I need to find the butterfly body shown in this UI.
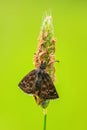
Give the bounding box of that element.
[18,62,59,100]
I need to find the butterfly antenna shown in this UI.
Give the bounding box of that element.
[55,60,60,63]
[48,60,60,66]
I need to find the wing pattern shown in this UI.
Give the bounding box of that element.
[18,69,59,100]
[18,69,37,94]
[38,72,59,99]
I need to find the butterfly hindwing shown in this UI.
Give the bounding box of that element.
[38,72,59,99]
[18,69,37,94]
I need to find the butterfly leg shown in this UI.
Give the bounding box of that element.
[33,93,43,105]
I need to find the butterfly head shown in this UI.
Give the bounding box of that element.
[39,62,46,70]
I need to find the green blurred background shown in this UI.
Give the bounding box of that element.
[0,0,87,130]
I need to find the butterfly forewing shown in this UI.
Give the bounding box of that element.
[18,69,37,94]
[38,72,59,99]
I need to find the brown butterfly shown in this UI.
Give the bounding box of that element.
[18,62,59,103]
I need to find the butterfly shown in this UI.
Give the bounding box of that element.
[18,62,59,104]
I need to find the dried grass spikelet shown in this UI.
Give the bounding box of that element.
[33,15,56,107]
[34,15,56,81]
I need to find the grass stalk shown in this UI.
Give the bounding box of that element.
[43,109,47,130]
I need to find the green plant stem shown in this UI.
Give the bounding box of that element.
[43,109,47,130]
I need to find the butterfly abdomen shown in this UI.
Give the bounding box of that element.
[35,69,43,90]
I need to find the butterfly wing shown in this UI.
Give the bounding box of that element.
[18,69,37,94]
[38,72,59,99]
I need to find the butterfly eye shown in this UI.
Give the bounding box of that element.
[40,62,46,69]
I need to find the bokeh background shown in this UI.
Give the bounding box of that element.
[0,0,87,130]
